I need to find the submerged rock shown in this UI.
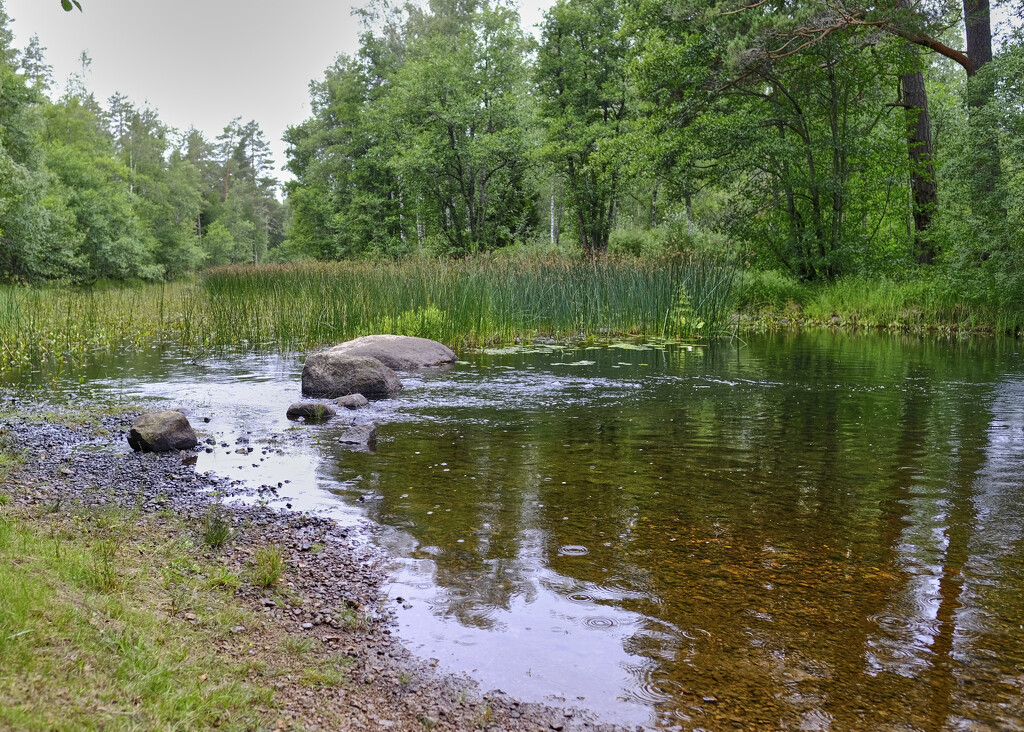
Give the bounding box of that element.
[301,353,402,400]
[328,335,457,371]
[127,410,198,452]
[286,402,338,422]
[337,424,377,448]
[336,393,369,410]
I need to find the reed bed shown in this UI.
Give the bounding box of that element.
[197,253,738,350]
[0,253,739,368]
[0,283,199,370]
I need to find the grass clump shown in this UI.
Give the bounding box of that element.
[202,503,232,548]
[252,545,285,588]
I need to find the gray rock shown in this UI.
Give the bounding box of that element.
[336,394,369,410]
[286,402,338,422]
[127,410,198,452]
[337,424,377,447]
[328,335,456,371]
[301,353,402,400]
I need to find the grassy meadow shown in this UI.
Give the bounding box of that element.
[0,252,739,369]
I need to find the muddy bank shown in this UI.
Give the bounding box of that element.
[0,397,628,732]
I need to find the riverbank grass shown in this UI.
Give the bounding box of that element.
[0,502,344,731]
[737,271,1024,334]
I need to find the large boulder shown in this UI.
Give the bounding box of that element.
[328,335,457,371]
[301,353,402,400]
[127,410,198,452]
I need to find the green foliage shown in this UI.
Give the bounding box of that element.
[7,0,1024,315]
[737,270,811,313]
[382,305,449,341]
[0,19,281,286]
[535,0,629,255]
[609,228,664,257]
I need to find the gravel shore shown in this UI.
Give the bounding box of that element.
[1,397,630,732]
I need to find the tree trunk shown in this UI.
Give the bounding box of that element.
[900,67,938,263]
[962,0,1003,218]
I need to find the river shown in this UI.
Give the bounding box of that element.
[6,331,1024,730]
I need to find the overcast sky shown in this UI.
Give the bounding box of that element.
[5,0,553,183]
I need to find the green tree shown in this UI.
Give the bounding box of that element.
[536,0,629,255]
[629,0,911,279]
[378,0,536,252]
[0,6,81,282]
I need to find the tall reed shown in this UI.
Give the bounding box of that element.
[0,283,193,370]
[0,253,739,369]
[196,252,738,350]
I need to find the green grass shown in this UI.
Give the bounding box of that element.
[251,545,284,588]
[737,271,1024,335]
[0,252,739,369]
[0,505,280,731]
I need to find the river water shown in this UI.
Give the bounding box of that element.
[6,332,1024,730]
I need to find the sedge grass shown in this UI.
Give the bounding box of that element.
[0,252,739,369]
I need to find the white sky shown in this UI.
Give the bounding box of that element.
[5,0,553,184]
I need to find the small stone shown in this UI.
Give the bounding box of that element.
[230,625,246,633]
[337,424,377,447]
[302,622,313,629]
[336,393,369,410]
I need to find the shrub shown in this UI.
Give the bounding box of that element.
[736,270,809,313]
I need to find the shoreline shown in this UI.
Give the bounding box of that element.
[0,398,627,732]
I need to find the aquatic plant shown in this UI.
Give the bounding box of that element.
[196,252,739,350]
[0,253,739,369]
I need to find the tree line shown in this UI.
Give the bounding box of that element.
[5,0,1024,296]
[0,3,285,284]
[285,0,1024,295]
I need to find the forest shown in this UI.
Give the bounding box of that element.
[3,0,1024,318]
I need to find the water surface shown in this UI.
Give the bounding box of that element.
[6,332,1024,730]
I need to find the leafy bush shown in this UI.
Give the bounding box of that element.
[736,270,809,313]
[609,228,664,257]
